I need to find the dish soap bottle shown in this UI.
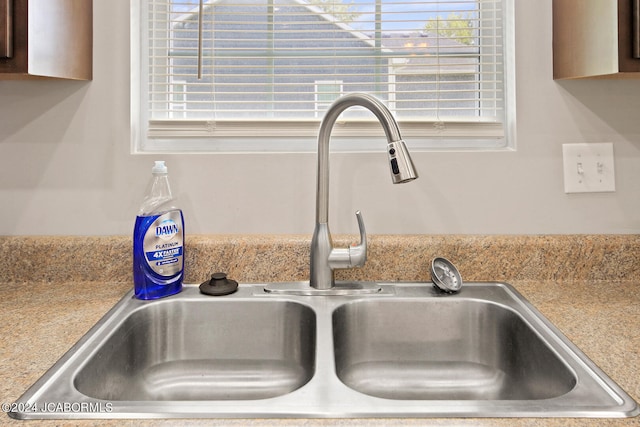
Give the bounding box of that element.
[133,161,184,300]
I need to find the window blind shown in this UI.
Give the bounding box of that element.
[135,0,510,151]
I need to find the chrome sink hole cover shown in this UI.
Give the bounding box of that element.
[431,257,463,293]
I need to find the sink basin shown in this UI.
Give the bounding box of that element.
[9,282,638,419]
[75,300,316,401]
[333,299,576,400]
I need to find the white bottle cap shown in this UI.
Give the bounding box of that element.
[152,160,168,174]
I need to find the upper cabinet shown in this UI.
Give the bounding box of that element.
[0,0,92,80]
[553,0,640,79]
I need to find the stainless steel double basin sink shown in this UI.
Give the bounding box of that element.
[10,282,639,419]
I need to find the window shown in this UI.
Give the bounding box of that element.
[132,0,514,152]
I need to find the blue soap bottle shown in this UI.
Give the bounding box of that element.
[133,161,184,300]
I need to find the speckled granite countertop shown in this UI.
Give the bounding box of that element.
[1,235,639,426]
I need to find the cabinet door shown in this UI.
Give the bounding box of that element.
[0,0,11,58]
[554,0,640,78]
[0,0,91,80]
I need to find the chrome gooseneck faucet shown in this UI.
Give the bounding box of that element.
[310,93,419,290]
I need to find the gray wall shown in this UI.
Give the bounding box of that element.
[1,0,639,235]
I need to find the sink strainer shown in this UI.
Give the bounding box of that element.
[431,257,463,293]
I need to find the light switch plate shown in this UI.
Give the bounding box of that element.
[562,143,615,193]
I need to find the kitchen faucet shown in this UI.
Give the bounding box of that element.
[309,93,419,290]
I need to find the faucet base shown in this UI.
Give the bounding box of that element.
[263,281,384,296]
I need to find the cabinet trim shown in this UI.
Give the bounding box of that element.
[634,0,640,58]
[0,0,12,59]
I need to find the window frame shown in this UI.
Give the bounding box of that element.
[131,0,516,153]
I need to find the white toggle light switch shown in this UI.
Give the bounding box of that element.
[562,143,616,193]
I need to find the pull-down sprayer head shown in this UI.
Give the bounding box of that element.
[387,139,418,184]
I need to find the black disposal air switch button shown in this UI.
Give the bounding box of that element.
[391,158,400,175]
[389,148,396,155]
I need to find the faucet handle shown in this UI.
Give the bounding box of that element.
[349,210,367,267]
[327,211,367,270]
